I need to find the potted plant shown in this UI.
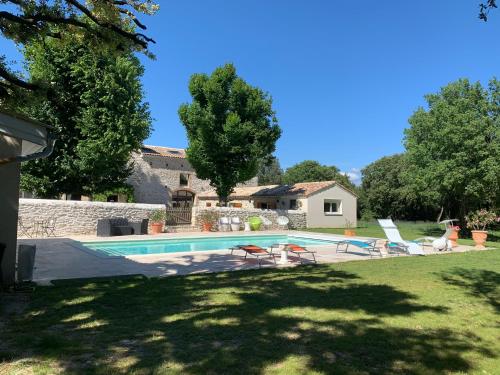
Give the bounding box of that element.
[465,209,498,249]
[149,209,166,234]
[448,225,460,248]
[344,219,356,237]
[249,216,263,231]
[199,210,218,232]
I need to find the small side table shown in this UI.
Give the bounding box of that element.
[279,247,289,264]
[33,220,46,238]
[272,244,289,265]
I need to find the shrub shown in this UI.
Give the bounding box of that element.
[465,209,498,231]
[359,208,375,222]
[92,185,135,203]
[199,211,219,225]
[149,209,166,224]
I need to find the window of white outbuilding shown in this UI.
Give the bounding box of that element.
[324,199,342,215]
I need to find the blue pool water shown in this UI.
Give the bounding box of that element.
[81,235,338,256]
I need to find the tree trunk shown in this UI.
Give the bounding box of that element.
[219,196,228,207]
[436,206,444,223]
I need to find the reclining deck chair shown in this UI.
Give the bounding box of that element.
[377,219,425,255]
[335,239,383,258]
[284,244,317,263]
[229,245,276,267]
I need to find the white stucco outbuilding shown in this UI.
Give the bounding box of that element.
[197,181,358,228]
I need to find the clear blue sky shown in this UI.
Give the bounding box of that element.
[2,1,500,183]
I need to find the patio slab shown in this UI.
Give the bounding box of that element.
[17,231,476,284]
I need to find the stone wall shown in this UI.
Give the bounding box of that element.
[193,207,307,230]
[127,152,212,205]
[127,152,258,205]
[18,199,165,236]
[286,210,308,229]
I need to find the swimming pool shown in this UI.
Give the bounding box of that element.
[81,234,339,257]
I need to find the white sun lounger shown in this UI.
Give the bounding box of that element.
[377,219,425,255]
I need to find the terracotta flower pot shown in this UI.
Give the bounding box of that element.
[448,228,459,248]
[202,223,212,232]
[344,229,356,237]
[150,222,164,235]
[471,230,488,249]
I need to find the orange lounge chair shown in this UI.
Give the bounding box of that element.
[284,243,317,264]
[230,245,276,267]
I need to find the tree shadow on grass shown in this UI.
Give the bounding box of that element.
[440,267,500,314]
[1,265,495,374]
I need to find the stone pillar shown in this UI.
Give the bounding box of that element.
[0,135,21,285]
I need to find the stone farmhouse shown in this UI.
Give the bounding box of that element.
[20,144,258,205]
[19,143,357,229]
[128,145,258,207]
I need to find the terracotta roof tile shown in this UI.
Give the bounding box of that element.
[198,181,351,199]
[254,181,337,197]
[141,145,186,159]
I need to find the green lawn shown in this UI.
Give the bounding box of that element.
[305,220,500,249]
[1,250,499,374]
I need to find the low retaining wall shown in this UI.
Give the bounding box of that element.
[193,207,307,230]
[18,199,164,236]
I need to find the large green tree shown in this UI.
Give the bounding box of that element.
[179,63,281,204]
[282,160,354,189]
[0,0,158,100]
[18,37,151,197]
[361,154,407,219]
[257,156,283,185]
[361,154,438,220]
[404,78,500,222]
[479,0,497,21]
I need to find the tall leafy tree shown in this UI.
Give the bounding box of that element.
[283,160,354,189]
[361,154,438,220]
[18,37,151,197]
[404,78,500,222]
[361,154,407,219]
[479,0,497,21]
[0,0,158,100]
[179,63,281,204]
[257,156,283,185]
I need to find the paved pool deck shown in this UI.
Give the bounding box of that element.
[18,231,477,284]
